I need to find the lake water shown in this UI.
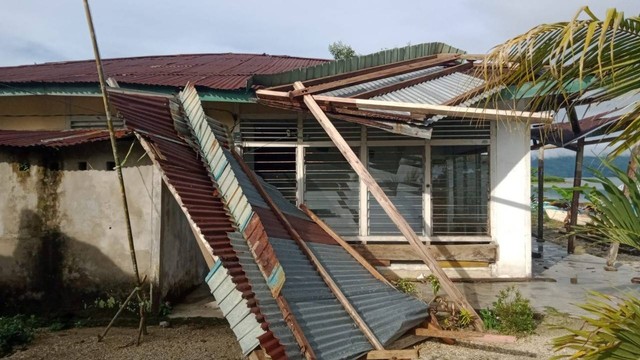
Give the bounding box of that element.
[532,177,623,202]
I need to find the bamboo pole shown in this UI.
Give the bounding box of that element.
[82,0,146,341]
[293,81,484,331]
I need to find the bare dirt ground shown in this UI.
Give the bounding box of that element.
[7,323,243,360]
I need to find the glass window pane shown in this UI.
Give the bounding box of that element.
[431,145,489,235]
[305,146,360,236]
[368,146,424,235]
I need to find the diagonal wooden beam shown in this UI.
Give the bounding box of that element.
[293,81,485,331]
[289,55,461,98]
[352,62,473,99]
[266,55,440,91]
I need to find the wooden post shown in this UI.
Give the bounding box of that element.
[605,143,640,270]
[567,138,585,254]
[231,151,384,350]
[293,82,484,331]
[537,146,545,253]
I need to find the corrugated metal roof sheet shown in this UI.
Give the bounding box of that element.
[0,129,129,147]
[109,92,295,359]
[0,53,328,90]
[179,85,430,359]
[253,42,465,88]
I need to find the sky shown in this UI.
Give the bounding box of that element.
[1,0,638,67]
[1,0,638,158]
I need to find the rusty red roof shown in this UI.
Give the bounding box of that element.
[0,53,328,90]
[0,129,130,147]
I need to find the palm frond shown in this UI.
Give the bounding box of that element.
[482,7,640,156]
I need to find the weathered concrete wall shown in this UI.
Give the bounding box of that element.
[159,183,207,302]
[0,96,104,130]
[0,141,204,312]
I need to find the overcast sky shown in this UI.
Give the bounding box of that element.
[1,0,638,67]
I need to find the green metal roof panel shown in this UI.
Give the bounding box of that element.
[251,42,466,88]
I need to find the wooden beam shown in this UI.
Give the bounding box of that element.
[352,63,473,99]
[255,89,553,123]
[351,244,497,262]
[366,349,419,360]
[293,81,485,331]
[567,109,584,255]
[414,328,516,344]
[311,95,552,123]
[537,147,545,244]
[300,204,393,287]
[267,55,441,91]
[231,151,384,350]
[289,55,460,98]
[329,113,433,139]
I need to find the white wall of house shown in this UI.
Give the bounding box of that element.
[490,121,532,278]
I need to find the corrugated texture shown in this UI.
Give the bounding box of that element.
[109,92,294,359]
[0,129,129,147]
[206,261,263,354]
[269,238,372,360]
[178,86,297,359]
[253,42,465,87]
[0,53,328,90]
[307,242,428,345]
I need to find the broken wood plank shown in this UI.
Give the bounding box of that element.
[352,244,497,263]
[288,55,459,97]
[267,55,440,91]
[255,89,553,123]
[387,334,429,350]
[352,62,473,99]
[293,81,484,331]
[414,328,516,344]
[300,204,393,287]
[231,150,384,351]
[366,349,419,360]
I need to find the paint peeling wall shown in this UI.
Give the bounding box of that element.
[0,141,203,311]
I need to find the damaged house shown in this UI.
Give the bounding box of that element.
[0,42,539,358]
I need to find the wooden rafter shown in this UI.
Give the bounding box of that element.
[352,62,473,99]
[266,54,440,91]
[288,55,461,98]
[293,81,485,331]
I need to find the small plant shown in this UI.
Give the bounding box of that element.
[479,308,499,330]
[441,307,474,330]
[0,315,36,357]
[492,286,535,335]
[394,278,417,295]
[48,321,66,332]
[425,274,441,296]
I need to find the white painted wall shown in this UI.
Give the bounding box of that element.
[490,121,532,278]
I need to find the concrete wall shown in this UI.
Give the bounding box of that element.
[490,121,532,278]
[0,141,205,312]
[0,96,103,130]
[159,182,207,302]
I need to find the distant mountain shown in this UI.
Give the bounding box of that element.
[531,155,631,178]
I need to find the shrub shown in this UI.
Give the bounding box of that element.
[480,308,499,330]
[394,278,417,295]
[0,315,36,357]
[492,286,535,335]
[551,291,640,360]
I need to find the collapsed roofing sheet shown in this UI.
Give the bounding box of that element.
[0,129,129,147]
[109,92,297,359]
[531,113,620,148]
[0,54,327,90]
[179,84,429,359]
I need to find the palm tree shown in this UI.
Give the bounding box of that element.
[481,7,640,156]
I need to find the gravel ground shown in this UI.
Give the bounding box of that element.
[7,323,243,360]
[418,314,580,360]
